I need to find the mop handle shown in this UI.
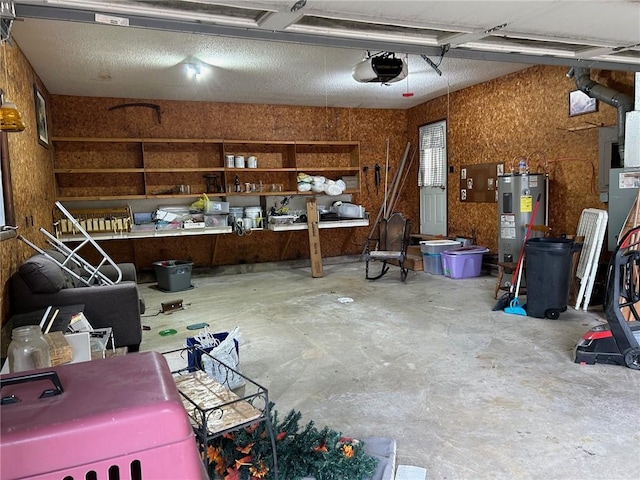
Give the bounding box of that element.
[513,251,525,298]
[511,193,543,289]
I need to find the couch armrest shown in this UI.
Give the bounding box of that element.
[10,275,141,349]
[97,263,137,283]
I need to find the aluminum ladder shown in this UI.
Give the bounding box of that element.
[19,201,122,286]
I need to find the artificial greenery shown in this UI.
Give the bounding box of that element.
[204,406,379,480]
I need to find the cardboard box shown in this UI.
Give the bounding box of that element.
[45,331,73,366]
[405,255,423,271]
[389,254,423,271]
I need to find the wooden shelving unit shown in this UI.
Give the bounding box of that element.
[52,137,361,202]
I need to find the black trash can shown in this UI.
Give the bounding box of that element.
[525,238,579,319]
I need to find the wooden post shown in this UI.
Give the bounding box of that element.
[280,231,293,260]
[306,198,323,278]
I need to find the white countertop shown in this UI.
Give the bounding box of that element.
[267,218,369,231]
[59,226,232,242]
[58,220,368,241]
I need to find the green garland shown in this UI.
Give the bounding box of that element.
[204,406,379,480]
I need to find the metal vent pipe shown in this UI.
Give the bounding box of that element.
[567,67,633,165]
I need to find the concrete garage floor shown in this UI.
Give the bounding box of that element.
[139,259,640,480]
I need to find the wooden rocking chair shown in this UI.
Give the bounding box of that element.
[364,212,411,282]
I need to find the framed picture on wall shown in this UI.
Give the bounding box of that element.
[569,90,597,117]
[34,83,49,148]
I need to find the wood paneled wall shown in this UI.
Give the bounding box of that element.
[0,42,56,326]
[49,95,412,270]
[407,65,634,250]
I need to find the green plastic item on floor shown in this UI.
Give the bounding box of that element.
[186,322,209,330]
[159,329,178,336]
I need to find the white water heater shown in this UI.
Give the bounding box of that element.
[497,173,548,264]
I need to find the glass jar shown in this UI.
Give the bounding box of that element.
[7,325,51,373]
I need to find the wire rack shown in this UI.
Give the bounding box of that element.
[162,346,279,479]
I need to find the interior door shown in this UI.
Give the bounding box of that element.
[420,184,446,235]
[419,121,447,235]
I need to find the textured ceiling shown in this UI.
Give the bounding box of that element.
[10,17,530,109]
[8,0,640,109]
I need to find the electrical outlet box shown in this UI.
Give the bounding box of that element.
[161,299,183,313]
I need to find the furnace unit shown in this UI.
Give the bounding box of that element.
[497,173,548,264]
[607,167,640,251]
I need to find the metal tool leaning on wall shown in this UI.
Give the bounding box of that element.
[19,201,123,286]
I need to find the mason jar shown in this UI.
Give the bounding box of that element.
[8,325,51,373]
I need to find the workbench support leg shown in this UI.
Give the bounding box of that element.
[280,231,293,260]
[306,198,323,278]
[210,235,219,266]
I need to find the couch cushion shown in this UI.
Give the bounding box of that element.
[44,249,86,287]
[19,255,70,293]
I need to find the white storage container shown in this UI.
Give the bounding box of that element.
[204,201,229,214]
[419,240,462,255]
[204,214,227,227]
[330,203,365,219]
[244,207,263,228]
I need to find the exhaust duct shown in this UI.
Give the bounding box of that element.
[567,67,633,165]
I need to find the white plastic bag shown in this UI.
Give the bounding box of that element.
[200,326,244,390]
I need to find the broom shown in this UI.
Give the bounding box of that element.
[493,193,542,312]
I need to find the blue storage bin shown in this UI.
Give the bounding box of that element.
[422,253,444,275]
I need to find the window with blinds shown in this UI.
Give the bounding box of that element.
[418,123,445,187]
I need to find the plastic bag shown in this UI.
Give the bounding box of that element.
[190,193,209,212]
[186,326,244,389]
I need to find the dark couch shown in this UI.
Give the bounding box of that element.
[9,252,145,351]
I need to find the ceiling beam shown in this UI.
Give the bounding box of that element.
[257,11,303,31]
[439,31,490,48]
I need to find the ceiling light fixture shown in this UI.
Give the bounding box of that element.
[186,62,203,80]
[0,40,25,132]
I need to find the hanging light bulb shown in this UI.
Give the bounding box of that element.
[0,97,25,131]
[185,62,203,80]
[0,40,25,132]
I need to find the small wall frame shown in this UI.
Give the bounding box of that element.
[34,83,49,148]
